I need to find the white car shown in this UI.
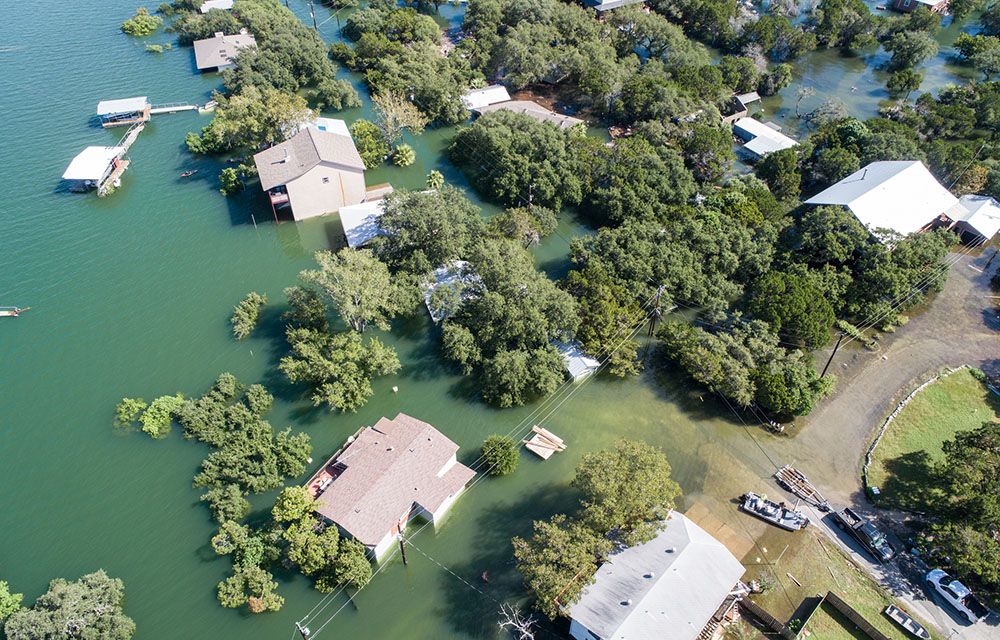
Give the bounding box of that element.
[926,569,990,624]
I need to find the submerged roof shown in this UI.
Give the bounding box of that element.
[313,414,476,546]
[421,260,483,322]
[554,341,600,380]
[192,31,256,69]
[461,85,511,110]
[474,100,584,130]
[254,127,365,191]
[96,96,148,116]
[340,198,387,248]
[568,512,745,640]
[957,195,1000,240]
[200,0,234,11]
[805,161,965,238]
[62,146,124,180]
[733,117,797,157]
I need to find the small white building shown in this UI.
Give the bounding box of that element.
[804,161,968,242]
[461,85,511,111]
[421,260,483,322]
[308,413,476,560]
[62,146,127,192]
[339,198,387,248]
[733,117,797,159]
[96,96,150,128]
[568,512,748,640]
[200,0,234,12]
[955,195,1000,243]
[253,126,367,222]
[192,30,256,72]
[554,341,600,381]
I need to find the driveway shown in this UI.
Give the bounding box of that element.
[771,248,999,639]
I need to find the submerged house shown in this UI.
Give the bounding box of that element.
[461,84,511,111]
[554,341,601,382]
[473,100,585,131]
[421,260,483,322]
[338,183,394,248]
[253,126,366,222]
[567,512,748,640]
[892,0,949,13]
[96,96,150,128]
[732,117,796,159]
[955,195,1000,244]
[804,161,967,242]
[62,146,127,194]
[306,413,476,560]
[192,30,256,72]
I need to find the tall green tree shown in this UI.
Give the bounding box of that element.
[350,119,389,169]
[0,581,23,623]
[745,271,835,349]
[3,571,135,640]
[299,249,405,333]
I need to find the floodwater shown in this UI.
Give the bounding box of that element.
[0,2,976,638]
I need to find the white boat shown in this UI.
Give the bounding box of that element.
[740,492,809,531]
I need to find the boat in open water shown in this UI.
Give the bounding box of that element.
[883,605,931,639]
[1,307,28,317]
[740,492,809,531]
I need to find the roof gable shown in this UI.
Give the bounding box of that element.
[254,127,365,191]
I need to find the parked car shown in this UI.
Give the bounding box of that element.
[833,507,895,562]
[926,569,990,624]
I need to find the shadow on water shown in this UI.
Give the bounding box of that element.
[434,483,582,638]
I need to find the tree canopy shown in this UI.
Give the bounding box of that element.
[3,571,135,640]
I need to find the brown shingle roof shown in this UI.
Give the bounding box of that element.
[253,127,365,191]
[473,100,585,130]
[192,31,256,70]
[314,414,476,547]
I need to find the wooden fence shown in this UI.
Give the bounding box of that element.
[822,591,891,640]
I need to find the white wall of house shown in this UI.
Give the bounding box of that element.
[372,530,396,561]
[568,618,601,640]
[286,163,365,221]
[429,485,466,524]
[437,453,457,477]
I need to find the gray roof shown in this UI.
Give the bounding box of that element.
[97,96,148,117]
[568,512,745,640]
[582,0,644,10]
[192,31,256,70]
[254,127,365,191]
[474,100,584,130]
[313,414,475,547]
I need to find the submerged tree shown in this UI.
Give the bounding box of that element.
[299,249,406,333]
[121,7,162,36]
[481,434,520,476]
[3,571,135,640]
[372,90,429,147]
[230,292,267,340]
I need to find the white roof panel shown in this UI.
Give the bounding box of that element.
[96,96,148,116]
[339,199,386,248]
[201,0,234,11]
[957,195,1000,240]
[733,118,797,157]
[805,161,962,238]
[311,117,351,137]
[460,85,511,110]
[568,512,745,640]
[62,146,124,180]
[422,260,483,322]
[554,341,600,380]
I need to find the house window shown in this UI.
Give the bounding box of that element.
[903,0,911,6]
[322,177,330,184]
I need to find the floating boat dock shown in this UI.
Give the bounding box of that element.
[97,96,150,128]
[149,102,198,115]
[523,426,566,460]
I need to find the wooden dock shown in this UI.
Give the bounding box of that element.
[150,103,198,115]
[523,426,566,459]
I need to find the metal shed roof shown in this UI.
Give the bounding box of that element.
[957,194,1000,240]
[96,96,148,116]
[62,146,124,181]
[460,85,511,110]
[339,198,387,248]
[734,117,797,157]
[200,0,234,12]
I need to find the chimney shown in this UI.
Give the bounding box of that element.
[214,31,224,37]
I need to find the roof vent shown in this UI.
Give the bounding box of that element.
[620,599,632,606]
[644,572,655,579]
[386,447,393,452]
[665,548,675,553]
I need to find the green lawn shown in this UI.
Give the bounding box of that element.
[749,529,940,640]
[866,368,1000,514]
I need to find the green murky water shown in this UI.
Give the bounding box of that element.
[0,2,972,638]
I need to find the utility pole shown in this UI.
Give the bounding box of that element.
[528,184,535,212]
[398,534,408,566]
[310,0,318,31]
[820,334,844,378]
[295,622,310,640]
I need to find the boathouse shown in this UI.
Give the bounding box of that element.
[892,0,949,13]
[200,0,234,11]
[192,30,256,72]
[96,96,150,128]
[804,161,967,242]
[721,92,760,125]
[554,341,601,381]
[567,511,748,640]
[954,195,1000,244]
[733,117,797,159]
[306,413,476,560]
[461,84,511,111]
[473,100,584,131]
[62,146,127,193]
[253,126,366,222]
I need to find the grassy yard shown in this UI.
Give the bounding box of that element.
[749,528,940,640]
[866,367,1000,514]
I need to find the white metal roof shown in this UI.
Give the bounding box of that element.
[62,146,124,181]
[96,96,148,116]
[310,117,351,137]
[957,195,1000,240]
[460,85,511,110]
[568,512,746,640]
[200,0,234,12]
[421,260,483,322]
[339,198,387,248]
[733,117,797,157]
[805,161,964,238]
[554,341,600,381]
